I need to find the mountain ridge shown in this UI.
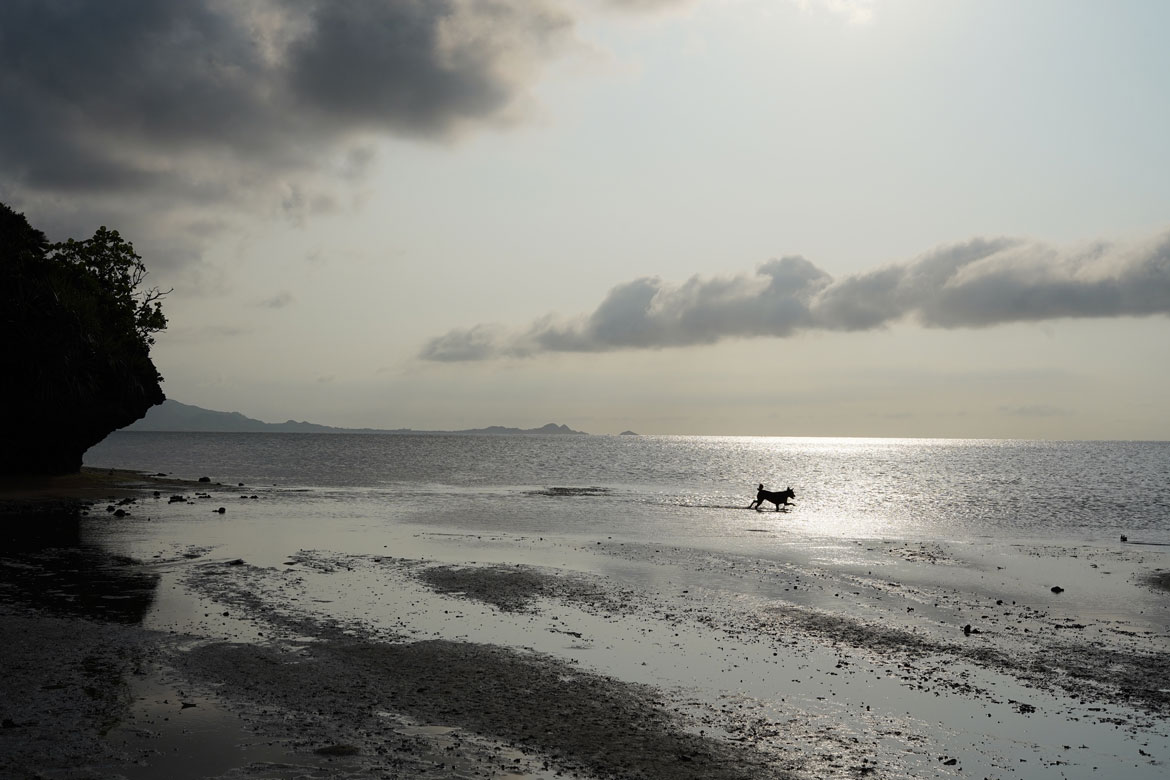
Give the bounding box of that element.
[123,400,588,436]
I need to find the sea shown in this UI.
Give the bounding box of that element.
[84,432,1170,545]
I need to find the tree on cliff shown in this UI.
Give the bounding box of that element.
[1,203,168,474]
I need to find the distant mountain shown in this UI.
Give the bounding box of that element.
[123,400,588,435]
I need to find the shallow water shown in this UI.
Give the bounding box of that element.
[75,491,1170,780]
[87,432,1170,543]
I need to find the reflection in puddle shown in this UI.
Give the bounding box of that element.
[112,675,296,780]
[0,502,158,624]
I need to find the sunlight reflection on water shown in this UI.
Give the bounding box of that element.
[85,432,1170,543]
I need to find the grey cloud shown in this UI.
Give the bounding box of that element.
[594,0,696,11]
[520,256,832,355]
[287,0,570,135]
[0,0,573,261]
[812,237,1021,331]
[419,324,517,363]
[999,404,1069,418]
[0,1,570,186]
[257,291,295,309]
[420,230,1170,361]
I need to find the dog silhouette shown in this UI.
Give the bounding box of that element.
[749,484,795,511]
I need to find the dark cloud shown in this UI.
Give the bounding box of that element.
[0,0,571,184]
[0,0,573,264]
[287,0,569,135]
[420,230,1170,361]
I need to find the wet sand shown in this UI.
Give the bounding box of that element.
[0,467,202,501]
[2,480,1168,779]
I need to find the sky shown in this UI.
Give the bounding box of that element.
[3,0,1169,438]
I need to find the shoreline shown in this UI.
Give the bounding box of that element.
[2,479,1168,779]
[0,466,224,502]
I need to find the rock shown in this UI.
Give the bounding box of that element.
[1051,586,1064,594]
[227,559,245,566]
[0,204,165,475]
[216,507,226,514]
[113,508,127,517]
[198,476,211,483]
[963,624,972,636]
[1120,534,1128,542]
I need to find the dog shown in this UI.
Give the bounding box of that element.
[749,484,795,511]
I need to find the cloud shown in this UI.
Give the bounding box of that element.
[257,291,295,310]
[419,324,514,362]
[999,404,1069,418]
[0,0,574,263]
[594,0,697,12]
[791,0,876,25]
[420,229,1170,361]
[0,0,571,185]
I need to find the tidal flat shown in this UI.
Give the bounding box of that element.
[2,476,1168,779]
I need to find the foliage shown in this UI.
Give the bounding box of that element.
[48,227,170,346]
[1,203,168,474]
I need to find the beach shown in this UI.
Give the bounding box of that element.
[2,465,1168,780]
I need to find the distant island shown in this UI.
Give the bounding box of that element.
[122,400,588,436]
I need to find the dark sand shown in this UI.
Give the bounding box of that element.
[0,467,203,502]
